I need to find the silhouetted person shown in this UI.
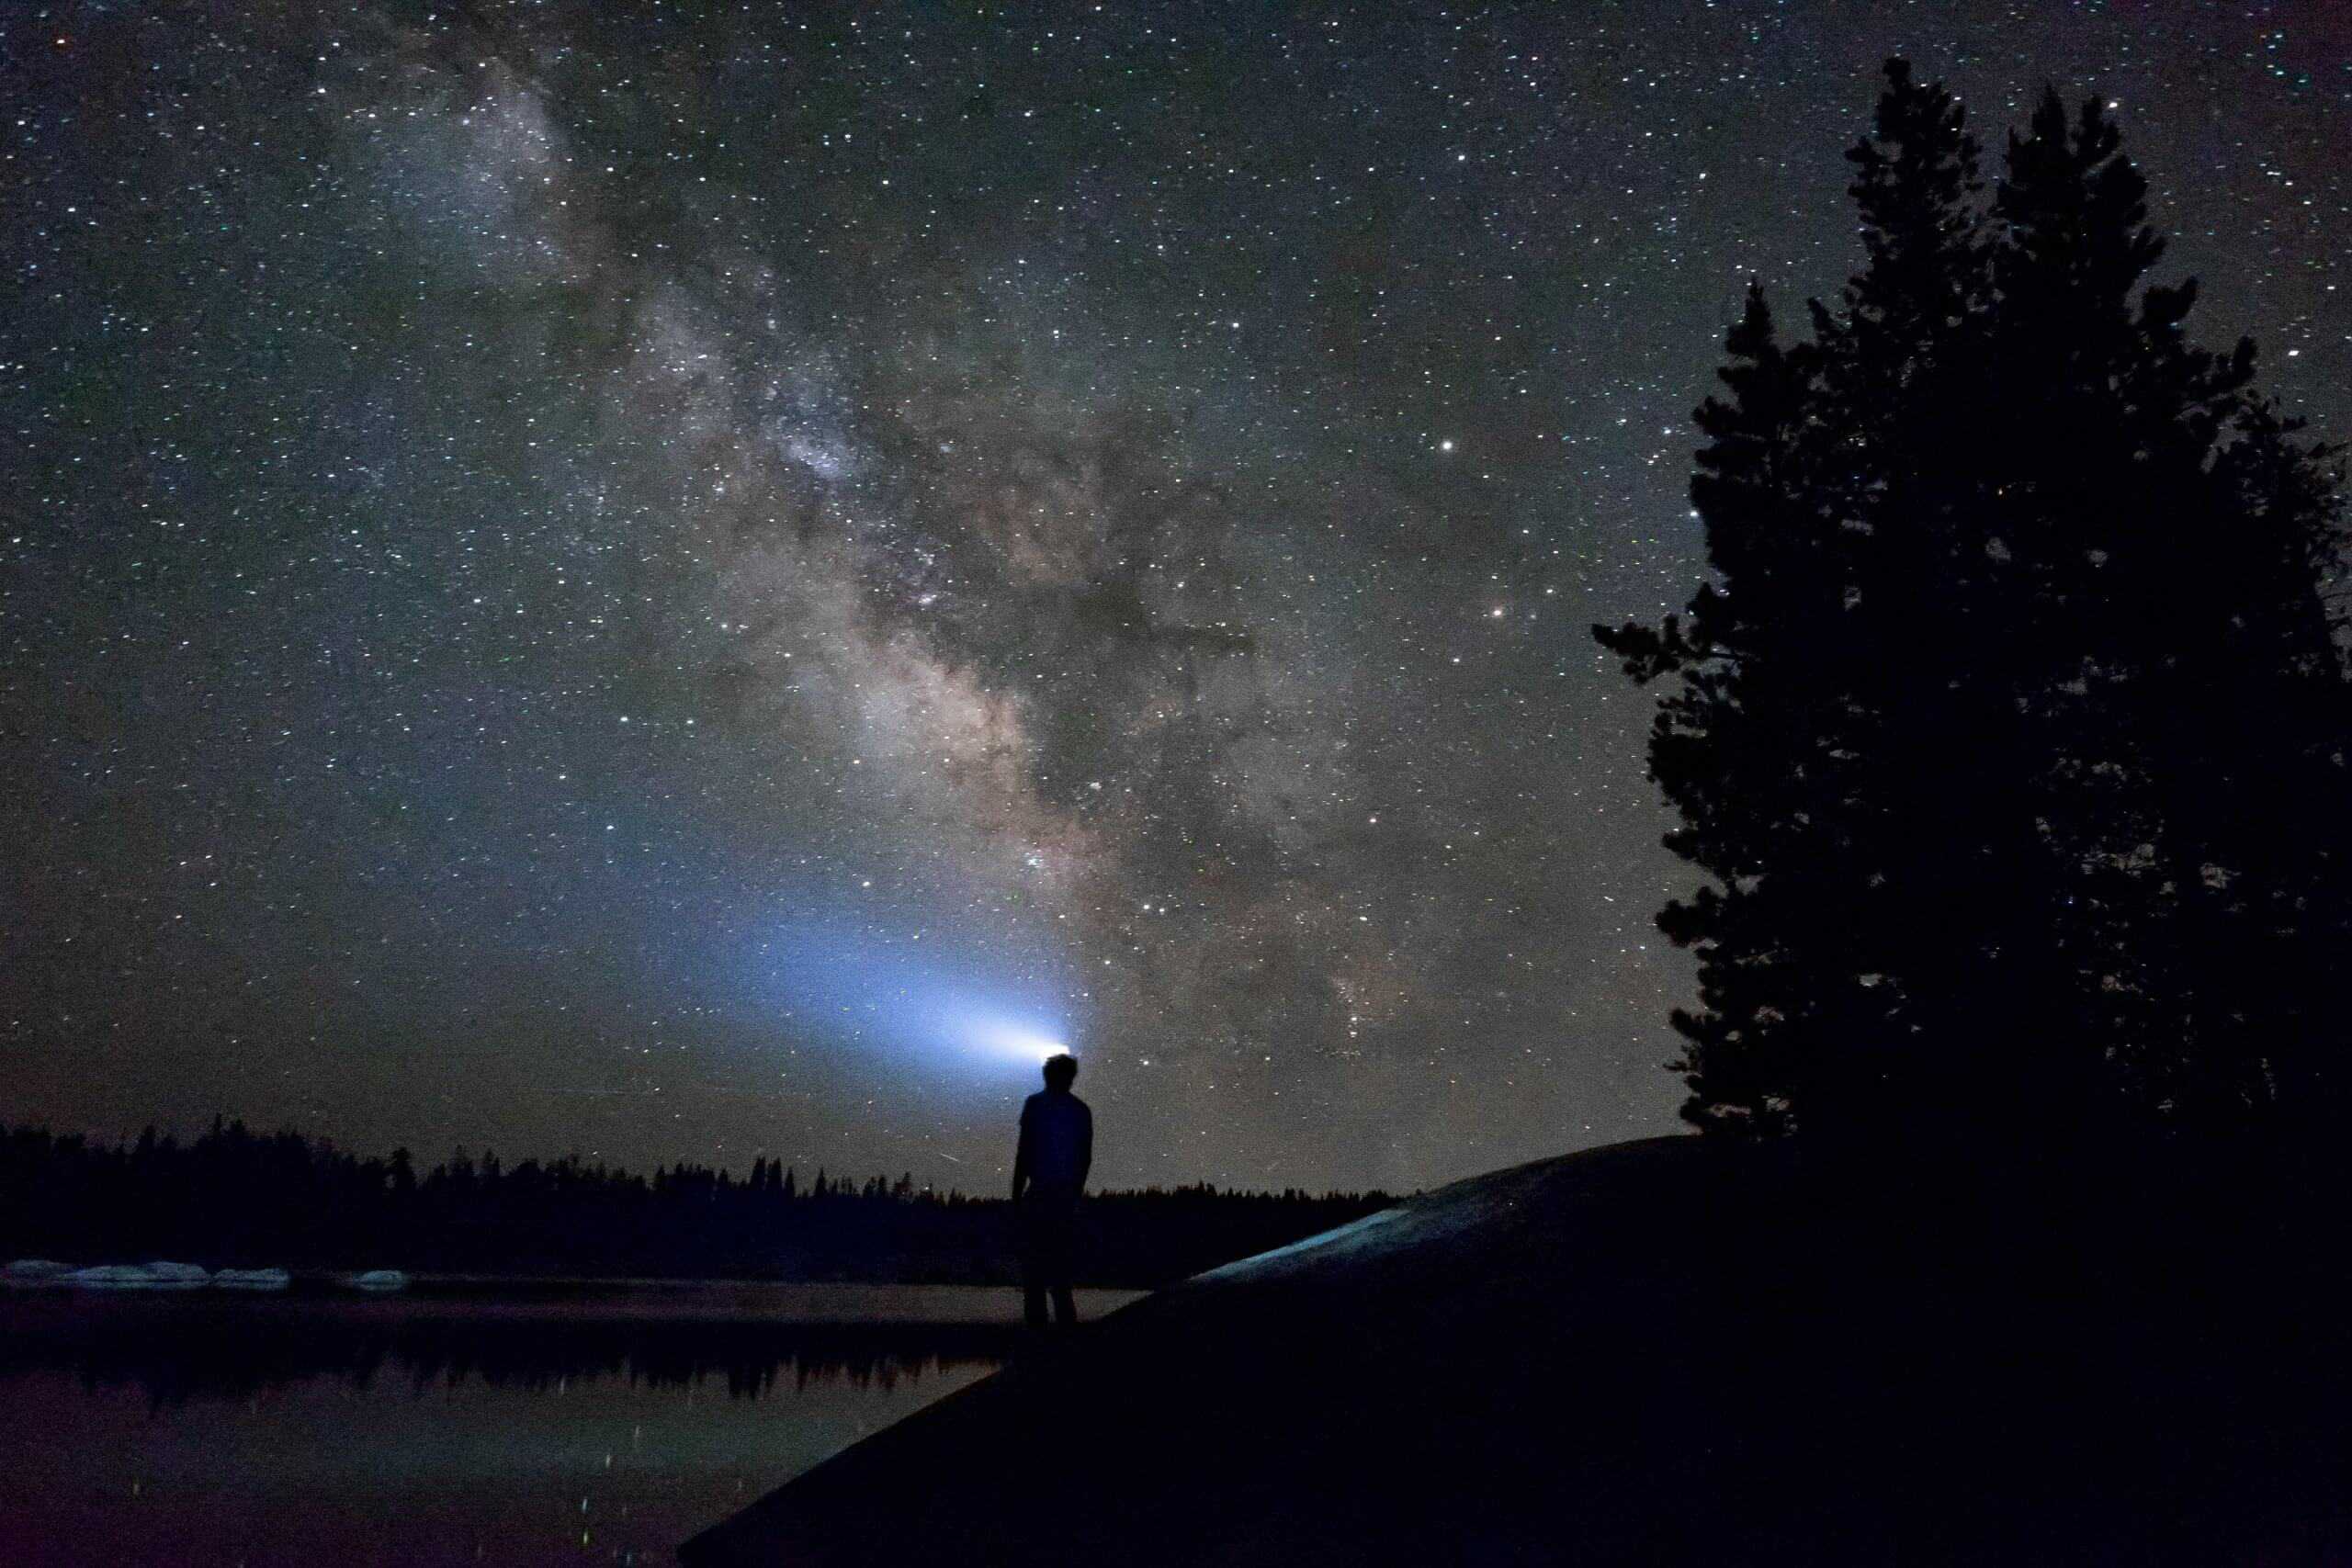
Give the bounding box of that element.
[1012,1053,1091,1328]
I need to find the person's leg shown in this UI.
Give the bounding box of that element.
[1047,1191,1079,1326]
[1019,1203,1049,1328]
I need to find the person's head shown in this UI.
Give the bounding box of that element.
[1042,1054,1079,1091]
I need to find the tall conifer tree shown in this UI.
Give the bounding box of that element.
[1601,62,2349,1138]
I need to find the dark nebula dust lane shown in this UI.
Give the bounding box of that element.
[4,2,2345,1190]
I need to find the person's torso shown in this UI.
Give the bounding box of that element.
[1023,1091,1090,1185]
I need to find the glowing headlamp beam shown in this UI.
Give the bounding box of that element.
[973,1021,1070,1065]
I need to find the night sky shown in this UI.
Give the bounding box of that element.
[5,2,2346,1191]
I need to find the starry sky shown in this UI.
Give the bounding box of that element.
[4,1,2346,1191]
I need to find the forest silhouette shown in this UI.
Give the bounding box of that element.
[0,1118,1386,1287]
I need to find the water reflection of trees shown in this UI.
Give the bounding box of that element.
[0,1306,1010,1407]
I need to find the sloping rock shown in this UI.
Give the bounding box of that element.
[681,1134,2351,1566]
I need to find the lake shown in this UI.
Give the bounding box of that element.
[0,1282,1143,1565]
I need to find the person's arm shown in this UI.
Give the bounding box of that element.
[1012,1100,1032,1202]
[1077,1102,1093,1190]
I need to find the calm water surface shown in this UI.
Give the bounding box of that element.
[0,1283,1140,1565]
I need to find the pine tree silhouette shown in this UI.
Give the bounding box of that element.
[1600,61,2349,1142]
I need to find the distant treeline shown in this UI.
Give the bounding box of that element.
[0,1121,1394,1288]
